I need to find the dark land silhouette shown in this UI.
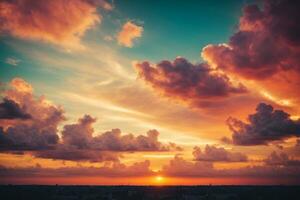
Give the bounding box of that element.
[0,185,299,200]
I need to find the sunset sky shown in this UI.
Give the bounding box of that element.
[0,0,300,185]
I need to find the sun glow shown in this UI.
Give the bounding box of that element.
[154,176,164,184]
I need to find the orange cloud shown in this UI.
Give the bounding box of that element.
[0,0,112,49]
[117,21,143,47]
[9,78,33,93]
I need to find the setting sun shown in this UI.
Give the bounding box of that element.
[154,176,164,183]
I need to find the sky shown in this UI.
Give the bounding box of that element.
[0,0,300,185]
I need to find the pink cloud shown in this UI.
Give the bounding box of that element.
[201,0,300,79]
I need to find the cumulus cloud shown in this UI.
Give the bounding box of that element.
[0,78,64,150]
[35,115,181,161]
[202,0,300,79]
[91,128,182,151]
[8,78,33,93]
[0,0,112,49]
[62,115,96,149]
[224,103,300,145]
[135,57,247,107]
[0,78,181,161]
[193,145,247,162]
[117,21,143,47]
[0,124,60,151]
[60,115,181,152]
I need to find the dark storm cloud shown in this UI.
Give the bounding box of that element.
[0,98,31,120]
[224,103,300,145]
